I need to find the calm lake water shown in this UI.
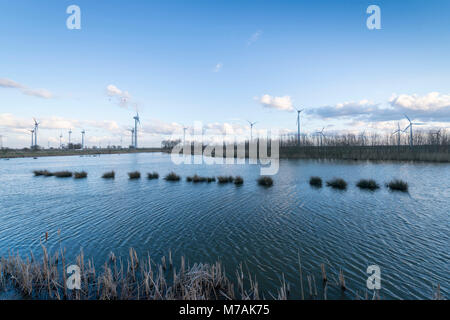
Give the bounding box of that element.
[0,152,448,299]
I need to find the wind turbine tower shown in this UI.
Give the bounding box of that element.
[295,108,304,145]
[403,115,424,147]
[133,113,140,148]
[247,120,257,141]
[68,129,72,145]
[183,126,188,145]
[392,122,402,147]
[33,118,39,148]
[81,130,86,149]
[129,128,134,148]
[316,127,325,147]
[29,129,35,148]
[59,133,63,149]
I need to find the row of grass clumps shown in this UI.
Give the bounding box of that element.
[165,172,181,181]
[309,176,408,192]
[186,174,216,183]
[148,172,159,180]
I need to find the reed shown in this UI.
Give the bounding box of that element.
[387,179,408,192]
[74,171,88,179]
[102,171,115,179]
[217,176,234,184]
[147,172,159,180]
[33,170,53,177]
[234,176,244,185]
[128,171,141,180]
[54,171,73,178]
[0,246,441,300]
[165,172,181,181]
[356,179,379,190]
[326,178,347,190]
[309,176,322,187]
[257,176,273,187]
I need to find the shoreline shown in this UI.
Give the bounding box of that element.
[0,148,163,159]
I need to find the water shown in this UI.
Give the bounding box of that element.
[0,153,448,299]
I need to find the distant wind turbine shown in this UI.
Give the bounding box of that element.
[68,129,72,145]
[315,127,325,147]
[403,115,425,147]
[59,133,63,149]
[295,108,304,145]
[81,130,86,149]
[182,125,189,145]
[392,122,402,147]
[129,128,135,148]
[33,118,39,148]
[133,113,140,148]
[29,129,35,148]
[247,120,257,141]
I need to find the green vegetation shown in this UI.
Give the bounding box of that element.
[387,179,408,192]
[326,178,347,190]
[53,171,73,178]
[257,176,273,187]
[217,176,234,184]
[74,171,88,179]
[147,172,159,180]
[309,176,323,187]
[102,171,115,179]
[165,172,181,181]
[128,171,141,180]
[234,176,244,185]
[356,179,380,190]
[186,174,214,183]
[33,170,52,177]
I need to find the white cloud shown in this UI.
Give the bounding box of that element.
[389,92,450,111]
[247,30,262,46]
[213,63,223,72]
[0,78,53,99]
[106,84,132,109]
[257,94,294,112]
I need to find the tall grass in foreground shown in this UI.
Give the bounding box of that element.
[257,176,273,187]
[387,179,408,192]
[326,178,347,190]
[102,171,115,179]
[356,179,380,190]
[128,171,141,180]
[0,246,442,300]
[165,172,181,181]
[309,176,322,187]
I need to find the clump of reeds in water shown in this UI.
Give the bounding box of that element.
[102,171,115,179]
[326,178,347,190]
[165,172,180,181]
[234,176,244,185]
[128,171,141,180]
[257,176,273,187]
[33,170,53,177]
[53,171,73,178]
[217,176,234,184]
[186,174,206,183]
[356,179,379,190]
[147,172,159,180]
[387,179,408,192]
[74,171,88,179]
[309,176,322,188]
[206,177,216,183]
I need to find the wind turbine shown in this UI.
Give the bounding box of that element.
[33,118,39,148]
[59,133,63,149]
[315,127,325,147]
[129,128,135,148]
[133,113,140,148]
[392,122,402,147]
[182,125,189,145]
[295,108,304,145]
[81,130,86,149]
[247,120,257,141]
[68,129,72,145]
[403,115,425,147]
[29,129,35,148]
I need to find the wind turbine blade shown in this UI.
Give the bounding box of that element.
[404,114,411,122]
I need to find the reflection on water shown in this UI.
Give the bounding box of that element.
[0,153,448,299]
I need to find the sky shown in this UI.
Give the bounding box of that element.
[1,0,450,148]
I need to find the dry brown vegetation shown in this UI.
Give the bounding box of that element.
[0,247,443,300]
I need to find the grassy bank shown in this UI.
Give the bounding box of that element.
[0,148,162,159]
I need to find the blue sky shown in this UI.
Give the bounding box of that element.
[1,0,450,147]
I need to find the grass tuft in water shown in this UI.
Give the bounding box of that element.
[128,171,141,180]
[33,170,53,177]
[309,176,322,187]
[356,179,379,190]
[326,178,347,190]
[234,176,244,185]
[53,171,73,178]
[165,172,181,181]
[387,179,408,192]
[74,171,88,179]
[147,172,159,180]
[102,171,115,179]
[257,176,273,187]
[217,176,234,184]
